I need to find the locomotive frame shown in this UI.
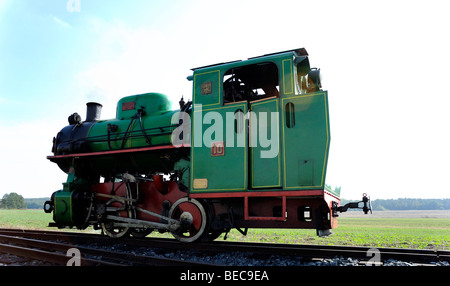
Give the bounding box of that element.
[45,48,371,242]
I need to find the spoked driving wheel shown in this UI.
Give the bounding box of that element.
[101,199,133,238]
[168,198,208,242]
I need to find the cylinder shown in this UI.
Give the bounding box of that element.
[86,102,103,122]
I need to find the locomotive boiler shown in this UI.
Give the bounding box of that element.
[45,48,371,242]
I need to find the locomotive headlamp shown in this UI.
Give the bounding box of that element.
[68,112,81,125]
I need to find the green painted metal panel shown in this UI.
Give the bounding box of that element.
[281,91,330,189]
[191,103,247,192]
[116,93,171,120]
[249,98,281,189]
[282,59,294,95]
[193,69,221,107]
[54,190,72,225]
[298,159,314,186]
[87,110,176,152]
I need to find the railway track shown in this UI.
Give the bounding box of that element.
[0,228,448,266]
[0,228,214,266]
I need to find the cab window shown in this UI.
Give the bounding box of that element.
[223,62,279,104]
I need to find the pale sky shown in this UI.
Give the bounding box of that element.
[0,0,449,200]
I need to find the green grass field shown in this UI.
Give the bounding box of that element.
[0,209,52,229]
[1,209,449,250]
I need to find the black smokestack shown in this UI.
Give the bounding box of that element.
[86,102,102,122]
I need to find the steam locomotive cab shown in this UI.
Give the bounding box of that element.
[187,48,336,236]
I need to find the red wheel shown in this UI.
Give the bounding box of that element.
[168,198,207,242]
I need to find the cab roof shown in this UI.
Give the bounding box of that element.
[191,48,308,71]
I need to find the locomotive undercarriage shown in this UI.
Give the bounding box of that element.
[45,173,214,242]
[45,171,360,242]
